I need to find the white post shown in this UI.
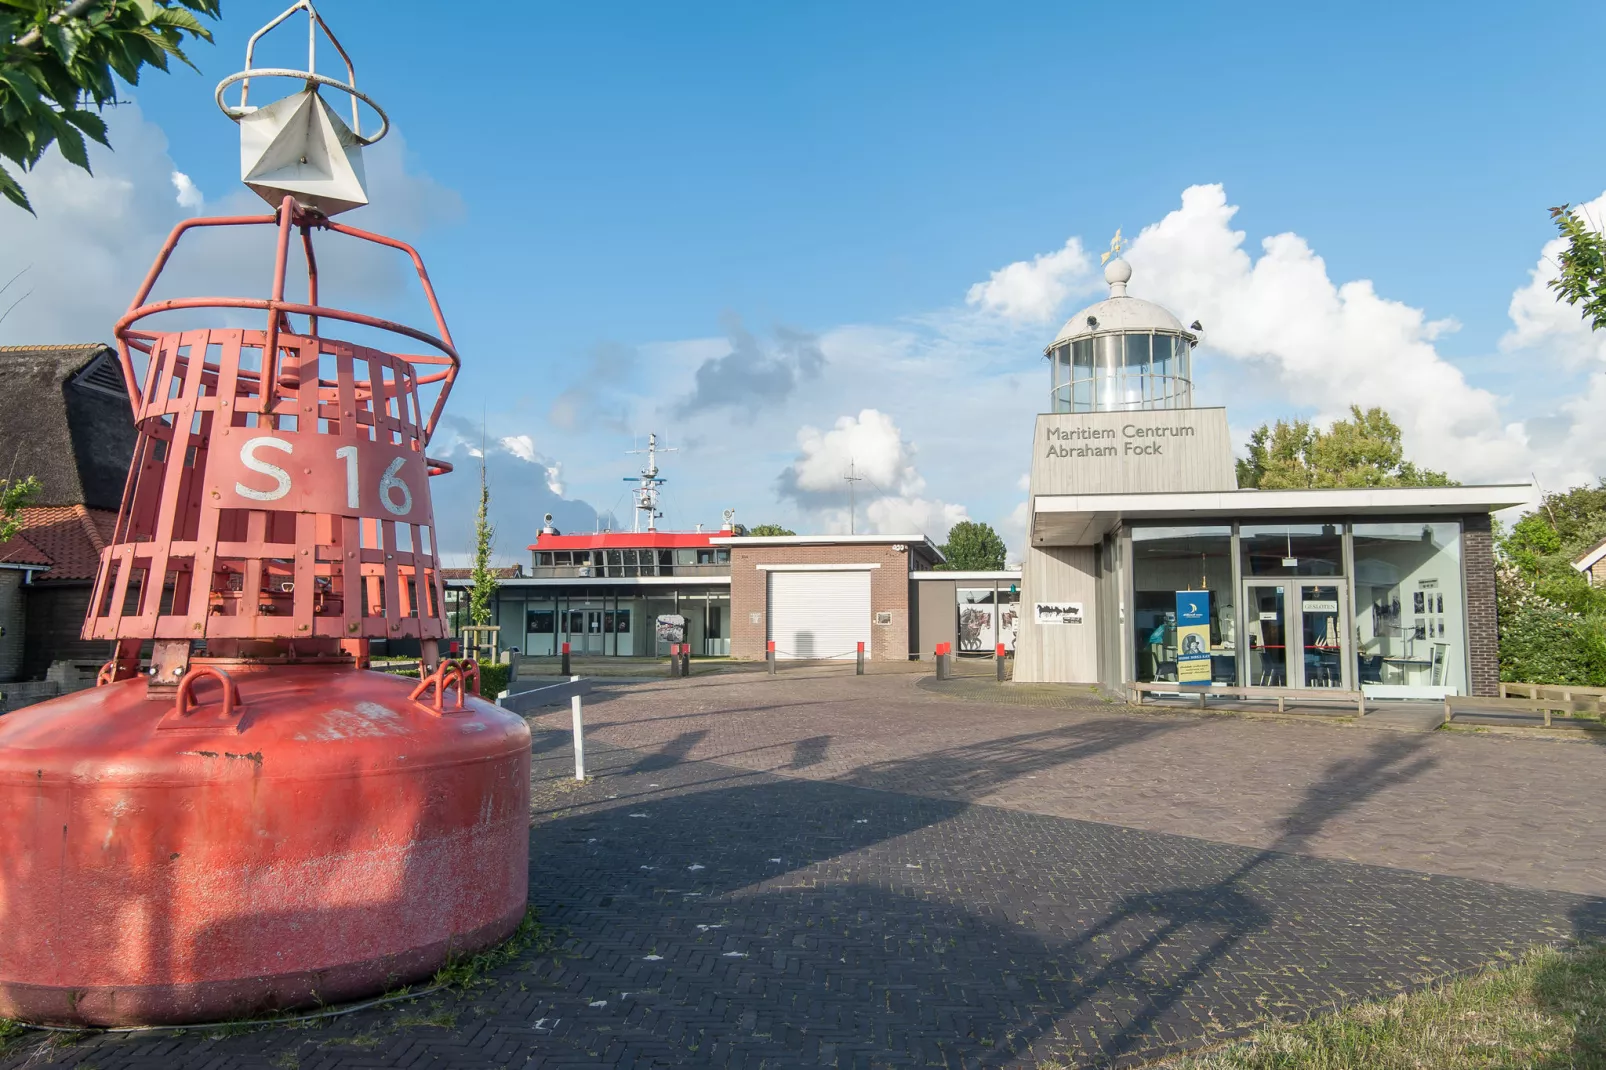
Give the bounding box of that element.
[571,691,585,781]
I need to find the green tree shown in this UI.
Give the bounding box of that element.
[1235,406,1455,489]
[1547,203,1606,332]
[0,473,39,543]
[746,523,795,536]
[2,0,221,212]
[467,457,497,626]
[937,520,1006,571]
[1495,480,1606,684]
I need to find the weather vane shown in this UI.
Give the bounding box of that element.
[1100,228,1126,266]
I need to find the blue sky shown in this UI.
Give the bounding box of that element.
[6,1,1606,562]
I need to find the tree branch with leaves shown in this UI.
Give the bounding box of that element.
[0,473,39,545]
[1,0,222,213]
[1548,202,1606,332]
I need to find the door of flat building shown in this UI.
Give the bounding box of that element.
[567,608,605,654]
[1243,581,1349,689]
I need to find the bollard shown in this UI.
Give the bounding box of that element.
[856,641,865,676]
[667,643,681,679]
[935,642,950,681]
[995,642,1006,682]
[571,691,585,781]
[767,640,777,675]
[561,641,571,677]
[680,643,692,678]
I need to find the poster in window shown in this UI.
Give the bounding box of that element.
[1175,591,1212,685]
[655,614,686,643]
[958,606,994,651]
[996,605,1018,652]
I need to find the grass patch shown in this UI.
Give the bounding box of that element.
[430,906,548,990]
[394,1004,457,1029]
[1162,941,1605,1069]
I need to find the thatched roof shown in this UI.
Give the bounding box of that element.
[0,344,135,510]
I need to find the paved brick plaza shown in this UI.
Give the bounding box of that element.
[5,671,1604,1068]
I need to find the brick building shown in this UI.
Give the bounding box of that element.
[715,535,942,663]
[0,345,136,683]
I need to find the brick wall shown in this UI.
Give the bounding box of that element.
[729,543,918,662]
[1462,513,1498,698]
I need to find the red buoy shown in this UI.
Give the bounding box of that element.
[0,3,530,1026]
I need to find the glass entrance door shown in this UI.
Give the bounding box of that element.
[1295,583,1347,689]
[567,608,605,654]
[1245,584,1289,686]
[1244,581,1350,689]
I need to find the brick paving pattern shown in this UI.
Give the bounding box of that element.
[5,672,1604,1069]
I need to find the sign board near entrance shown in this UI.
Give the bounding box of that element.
[1175,591,1212,684]
[1029,408,1236,496]
[1034,602,1083,625]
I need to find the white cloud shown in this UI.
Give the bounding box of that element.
[170,170,203,210]
[778,408,969,540]
[1117,184,1531,484]
[965,236,1095,323]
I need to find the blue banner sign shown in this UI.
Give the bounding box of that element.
[1175,590,1212,685]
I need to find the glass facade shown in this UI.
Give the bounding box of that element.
[1240,523,1344,576]
[1049,332,1193,413]
[528,547,728,578]
[1124,518,1470,695]
[956,585,1022,653]
[1130,526,1234,684]
[455,584,732,658]
[1352,522,1464,693]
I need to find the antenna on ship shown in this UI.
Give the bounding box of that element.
[625,432,676,532]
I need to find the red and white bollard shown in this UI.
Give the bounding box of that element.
[767,639,777,675]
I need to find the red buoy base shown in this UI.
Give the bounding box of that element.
[0,664,531,1026]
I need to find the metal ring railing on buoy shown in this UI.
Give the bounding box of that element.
[408,658,480,712]
[214,69,390,146]
[173,665,243,721]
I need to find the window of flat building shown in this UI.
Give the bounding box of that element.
[1131,525,1234,684]
[1352,521,1464,693]
[526,609,555,633]
[1240,523,1343,577]
[957,587,998,653]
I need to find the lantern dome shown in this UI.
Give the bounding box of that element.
[1044,258,1198,413]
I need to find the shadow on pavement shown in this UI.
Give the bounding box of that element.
[508,731,1606,1068]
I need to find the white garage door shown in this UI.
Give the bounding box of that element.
[767,570,872,660]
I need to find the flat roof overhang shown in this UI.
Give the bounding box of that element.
[1032,484,1532,546]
